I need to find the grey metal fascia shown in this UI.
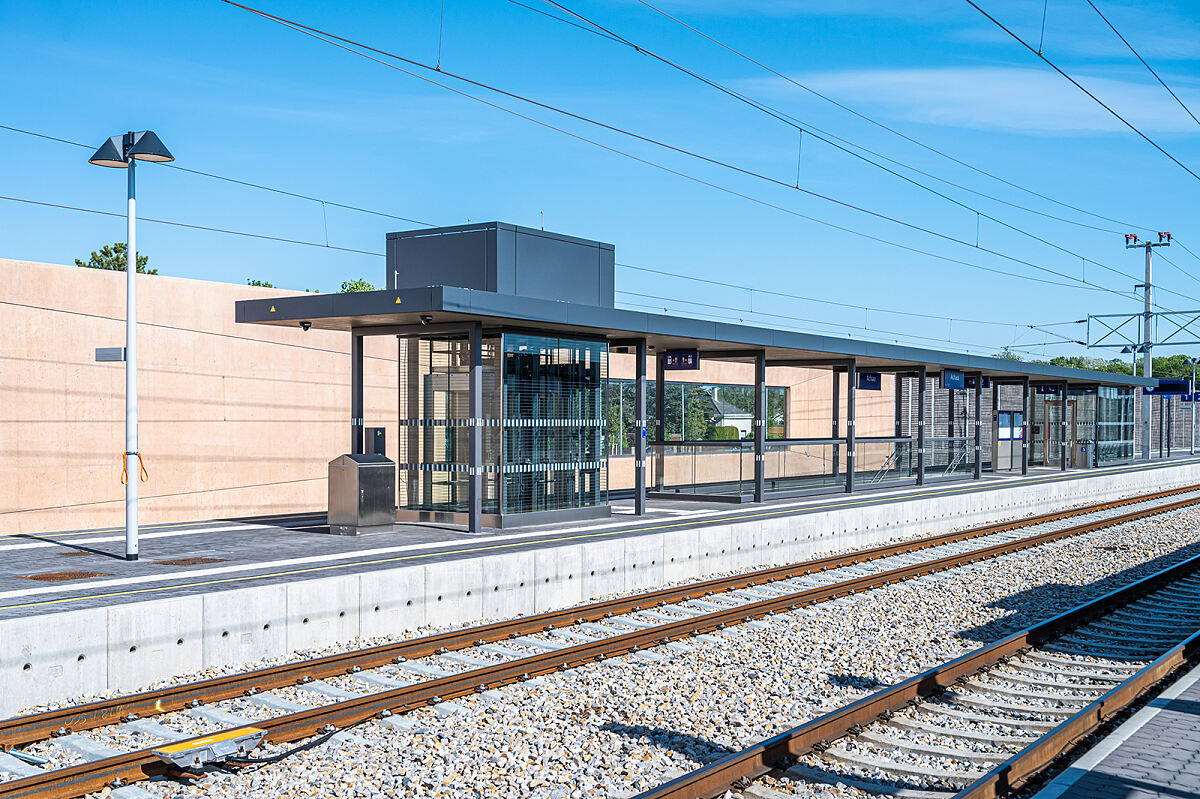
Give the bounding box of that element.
[234,285,1151,387]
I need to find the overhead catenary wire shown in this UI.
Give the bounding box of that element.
[0,122,1119,338]
[219,1,1176,308]
[523,1,1195,304]
[529,0,1149,238]
[1084,0,1200,130]
[0,123,437,228]
[963,0,1200,183]
[0,194,385,257]
[615,291,1073,357]
[623,0,1155,234]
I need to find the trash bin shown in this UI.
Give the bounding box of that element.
[1072,441,1094,470]
[328,453,395,534]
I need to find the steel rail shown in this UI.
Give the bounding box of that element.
[952,628,1200,797]
[5,491,1200,799]
[5,485,1191,751]
[632,545,1200,799]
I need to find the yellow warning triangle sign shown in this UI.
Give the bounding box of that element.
[269,306,276,312]
[395,297,402,304]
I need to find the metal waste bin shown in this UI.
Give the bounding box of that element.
[1072,441,1094,470]
[328,453,395,534]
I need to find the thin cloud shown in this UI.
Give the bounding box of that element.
[753,66,1200,135]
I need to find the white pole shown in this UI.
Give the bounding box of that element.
[1192,360,1196,456]
[125,154,138,561]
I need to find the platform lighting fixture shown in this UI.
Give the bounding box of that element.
[88,131,175,562]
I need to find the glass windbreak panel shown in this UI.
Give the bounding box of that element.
[502,334,608,514]
[635,381,786,443]
[1097,386,1135,463]
[855,440,916,484]
[1071,391,1097,454]
[930,439,973,477]
[604,379,637,456]
[763,442,847,491]
[1030,393,1048,465]
[397,335,501,514]
[651,443,748,496]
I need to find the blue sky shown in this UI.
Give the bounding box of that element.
[2,0,1199,359]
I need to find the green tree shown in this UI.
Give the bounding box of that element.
[75,243,156,275]
[246,278,276,288]
[993,347,1022,361]
[340,278,375,292]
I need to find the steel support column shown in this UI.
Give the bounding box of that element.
[973,375,983,480]
[831,370,840,478]
[1021,377,1030,475]
[655,351,665,491]
[846,360,857,493]
[634,338,647,515]
[1060,381,1069,472]
[468,322,483,533]
[917,366,927,485]
[754,351,766,502]
[351,330,364,454]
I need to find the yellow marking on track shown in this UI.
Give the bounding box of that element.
[2,459,1196,613]
[155,727,264,754]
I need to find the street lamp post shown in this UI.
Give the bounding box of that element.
[88,131,174,561]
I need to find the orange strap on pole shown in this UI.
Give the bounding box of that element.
[120,452,149,485]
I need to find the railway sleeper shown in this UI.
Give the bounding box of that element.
[883,716,1037,745]
[938,691,1079,718]
[854,728,1015,764]
[819,745,987,785]
[780,763,957,799]
[958,678,1101,704]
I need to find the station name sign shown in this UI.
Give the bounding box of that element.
[965,375,990,389]
[663,349,700,370]
[1144,379,1192,395]
[941,369,965,390]
[857,372,882,391]
[1034,384,1062,395]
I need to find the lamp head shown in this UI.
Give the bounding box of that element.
[88,131,174,168]
[88,136,128,168]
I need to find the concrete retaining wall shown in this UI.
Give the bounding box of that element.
[5,461,1199,717]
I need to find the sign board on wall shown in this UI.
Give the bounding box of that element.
[857,372,882,391]
[964,376,991,389]
[663,349,700,370]
[941,369,965,390]
[1035,384,1062,395]
[1144,379,1191,395]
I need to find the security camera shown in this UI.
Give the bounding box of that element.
[300,321,312,332]
[420,314,433,326]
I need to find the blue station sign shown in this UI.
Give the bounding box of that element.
[941,369,965,390]
[857,372,882,391]
[1144,379,1191,395]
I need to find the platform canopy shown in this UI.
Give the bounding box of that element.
[236,285,1151,389]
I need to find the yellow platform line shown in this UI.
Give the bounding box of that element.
[3,459,1193,614]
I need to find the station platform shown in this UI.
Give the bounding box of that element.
[1033,658,1200,799]
[4,455,1200,717]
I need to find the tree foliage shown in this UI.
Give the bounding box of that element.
[75,243,156,274]
[340,278,375,292]
[247,278,276,288]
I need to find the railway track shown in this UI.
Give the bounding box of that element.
[3,485,1200,799]
[635,537,1200,799]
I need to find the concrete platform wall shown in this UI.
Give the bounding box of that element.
[4,461,1199,716]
